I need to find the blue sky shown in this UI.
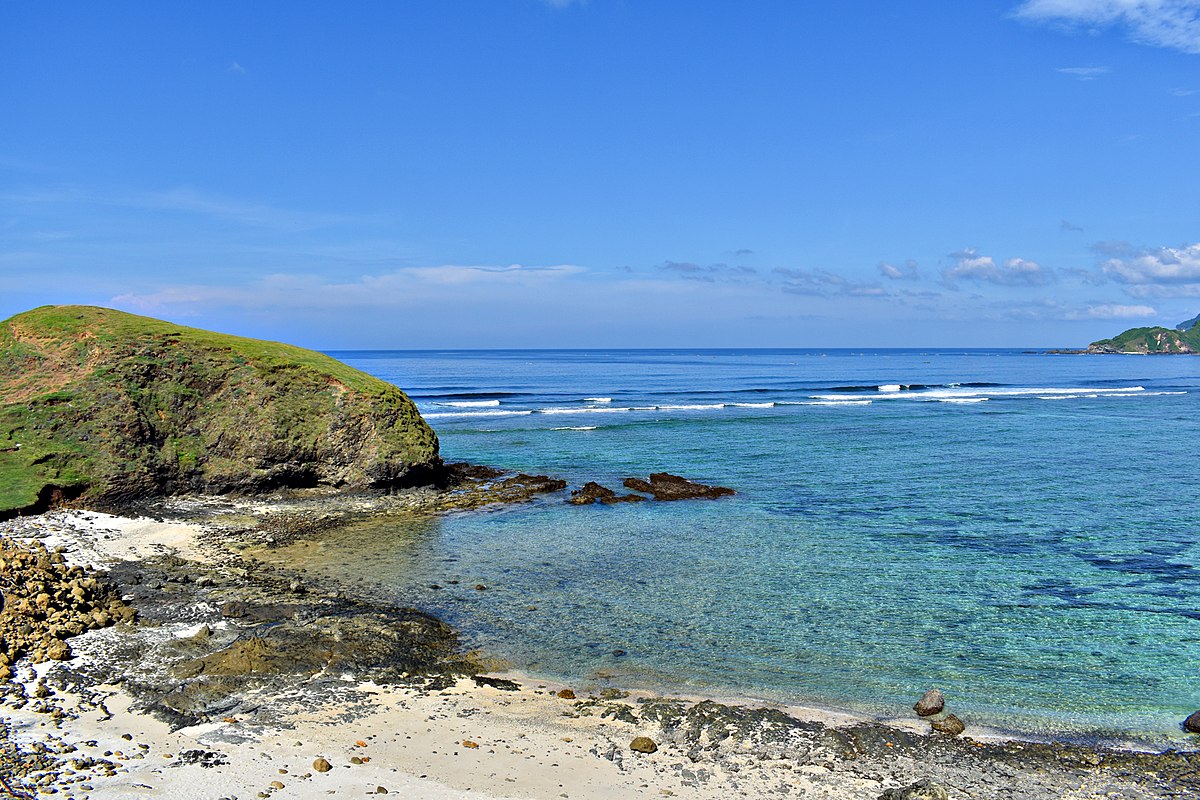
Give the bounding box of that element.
[4,1,1200,348]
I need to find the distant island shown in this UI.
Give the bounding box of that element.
[1047,314,1200,354]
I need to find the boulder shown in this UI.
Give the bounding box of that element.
[930,714,965,736]
[913,689,945,717]
[1183,710,1200,733]
[621,473,735,501]
[629,736,658,753]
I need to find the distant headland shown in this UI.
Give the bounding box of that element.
[1047,313,1200,354]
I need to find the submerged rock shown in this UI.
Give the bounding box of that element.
[913,689,945,717]
[621,473,735,501]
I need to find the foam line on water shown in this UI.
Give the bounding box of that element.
[434,400,502,408]
[423,410,535,419]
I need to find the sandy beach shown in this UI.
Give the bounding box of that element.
[0,508,1195,799]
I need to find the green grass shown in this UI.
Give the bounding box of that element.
[0,305,440,516]
[2,305,391,394]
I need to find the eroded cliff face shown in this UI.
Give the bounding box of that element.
[1,306,441,516]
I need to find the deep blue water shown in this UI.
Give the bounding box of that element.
[305,349,1200,744]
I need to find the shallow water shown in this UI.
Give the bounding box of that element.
[299,349,1200,744]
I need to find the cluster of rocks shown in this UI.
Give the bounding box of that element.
[570,473,736,505]
[912,689,966,736]
[0,536,135,678]
[435,464,736,509]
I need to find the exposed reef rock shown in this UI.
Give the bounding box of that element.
[622,473,735,501]
[0,305,442,518]
[568,482,647,505]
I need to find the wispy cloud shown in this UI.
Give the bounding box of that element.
[943,249,1054,286]
[3,185,362,230]
[1060,219,1084,232]
[111,264,587,316]
[1057,65,1110,80]
[773,267,886,297]
[1016,0,1200,54]
[227,61,247,74]
[659,260,757,282]
[1064,302,1157,319]
[878,259,920,280]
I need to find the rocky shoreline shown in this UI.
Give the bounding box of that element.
[0,485,1196,798]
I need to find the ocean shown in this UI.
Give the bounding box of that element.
[304,349,1200,745]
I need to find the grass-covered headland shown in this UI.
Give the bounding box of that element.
[0,305,441,518]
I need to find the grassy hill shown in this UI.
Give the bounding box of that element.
[1,305,441,517]
[1088,325,1200,354]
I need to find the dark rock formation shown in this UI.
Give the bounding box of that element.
[879,780,950,800]
[0,305,442,517]
[913,689,945,717]
[568,482,647,505]
[621,473,735,501]
[1184,710,1200,733]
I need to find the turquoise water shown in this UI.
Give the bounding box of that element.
[317,349,1200,745]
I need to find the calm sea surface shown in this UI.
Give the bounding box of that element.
[301,349,1200,744]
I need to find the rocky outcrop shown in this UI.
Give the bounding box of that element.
[0,306,442,517]
[622,473,735,501]
[569,482,647,505]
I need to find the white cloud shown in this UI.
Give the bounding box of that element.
[1102,242,1200,283]
[878,259,920,280]
[1065,303,1157,319]
[943,249,1054,286]
[1057,66,1110,79]
[1016,0,1200,54]
[227,61,247,74]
